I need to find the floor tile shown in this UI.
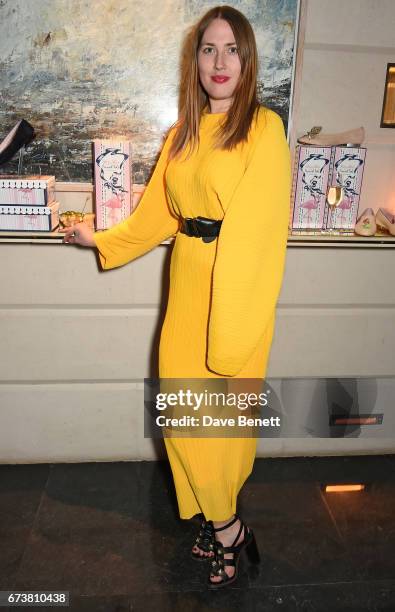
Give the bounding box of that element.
[0,464,49,528]
[307,454,395,483]
[0,464,49,590]
[0,455,394,611]
[0,526,32,590]
[12,525,146,596]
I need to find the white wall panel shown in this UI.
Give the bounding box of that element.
[305,0,395,47]
[2,245,395,307]
[269,308,395,377]
[1,383,393,463]
[0,309,160,381]
[0,243,170,306]
[298,49,395,137]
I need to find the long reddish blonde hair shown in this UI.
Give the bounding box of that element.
[168,5,261,160]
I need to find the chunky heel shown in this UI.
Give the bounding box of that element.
[245,530,260,564]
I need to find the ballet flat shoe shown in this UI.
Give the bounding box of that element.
[0,119,36,167]
[375,208,395,236]
[298,126,365,147]
[354,208,377,236]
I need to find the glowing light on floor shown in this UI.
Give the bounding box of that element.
[325,484,365,492]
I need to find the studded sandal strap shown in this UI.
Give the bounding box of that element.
[212,521,246,564]
[221,558,236,567]
[210,551,234,579]
[194,519,214,552]
[213,514,239,532]
[211,566,228,579]
[210,553,228,577]
[230,518,244,548]
[209,518,252,584]
[214,519,245,553]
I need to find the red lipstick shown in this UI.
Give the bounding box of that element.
[211,76,230,83]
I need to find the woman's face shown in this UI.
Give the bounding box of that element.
[197,18,242,113]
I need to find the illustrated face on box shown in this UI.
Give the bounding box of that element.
[300,154,330,200]
[95,148,129,194]
[334,154,364,199]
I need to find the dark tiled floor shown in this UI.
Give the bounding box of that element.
[0,454,394,611]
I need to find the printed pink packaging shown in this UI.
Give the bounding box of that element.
[291,146,333,229]
[0,201,59,231]
[93,140,132,230]
[324,147,367,230]
[0,175,55,206]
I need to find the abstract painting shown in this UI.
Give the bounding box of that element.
[0,0,300,182]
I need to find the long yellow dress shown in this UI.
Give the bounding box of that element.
[93,105,291,521]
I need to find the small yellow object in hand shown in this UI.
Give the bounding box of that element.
[60,211,95,229]
[59,211,84,228]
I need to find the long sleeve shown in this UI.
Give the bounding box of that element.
[206,110,291,377]
[93,127,180,270]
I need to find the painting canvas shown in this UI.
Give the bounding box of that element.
[0,0,301,183]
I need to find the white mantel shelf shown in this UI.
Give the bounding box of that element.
[1,230,395,248]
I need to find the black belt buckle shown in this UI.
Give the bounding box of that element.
[181,216,221,242]
[183,217,200,237]
[196,216,220,243]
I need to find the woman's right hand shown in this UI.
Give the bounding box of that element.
[63,222,96,247]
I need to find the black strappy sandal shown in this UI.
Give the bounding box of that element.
[208,514,260,589]
[191,514,215,561]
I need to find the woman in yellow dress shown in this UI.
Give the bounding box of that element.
[64,5,291,589]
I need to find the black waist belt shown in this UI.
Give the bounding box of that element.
[180,216,222,243]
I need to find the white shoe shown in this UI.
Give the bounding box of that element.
[375,208,395,236]
[298,126,365,147]
[354,208,376,236]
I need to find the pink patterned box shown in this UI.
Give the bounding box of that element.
[93,140,132,230]
[323,146,367,230]
[0,175,55,206]
[0,201,59,231]
[291,146,333,229]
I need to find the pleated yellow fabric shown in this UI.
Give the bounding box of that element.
[93,105,291,520]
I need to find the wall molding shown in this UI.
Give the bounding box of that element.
[305,42,395,55]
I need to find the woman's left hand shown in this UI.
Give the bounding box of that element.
[63,222,96,247]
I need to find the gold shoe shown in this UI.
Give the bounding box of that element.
[375,208,395,236]
[298,126,365,146]
[354,208,377,236]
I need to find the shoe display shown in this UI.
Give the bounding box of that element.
[191,515,215,561]
[207,514,260,589]
[0,119,36,167]
[354,208,377,236]
[298,125,365,147]
[375,207,395,236]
